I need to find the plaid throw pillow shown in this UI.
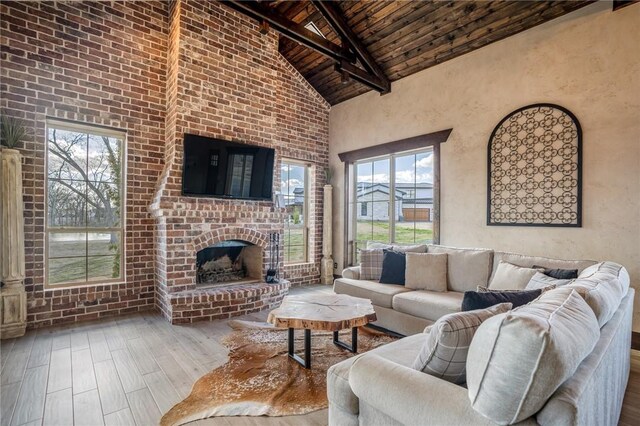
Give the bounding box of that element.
[411,302,512,384]
[360,249,384,280]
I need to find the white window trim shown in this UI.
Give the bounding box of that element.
[44,119,127,289]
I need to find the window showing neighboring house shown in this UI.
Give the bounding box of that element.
[282,160,309,264]
[350,147,436,262]
[46,120,125,287]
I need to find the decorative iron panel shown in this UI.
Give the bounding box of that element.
[487,104,582,227]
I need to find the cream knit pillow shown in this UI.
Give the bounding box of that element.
[405,253,448,291]
[488,261,543,290]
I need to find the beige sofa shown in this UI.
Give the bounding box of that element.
[329,246,634,425]
[336,245,598,335]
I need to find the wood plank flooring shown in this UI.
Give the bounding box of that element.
[0,284,637,426]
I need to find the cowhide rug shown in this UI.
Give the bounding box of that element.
[160,320,397,426]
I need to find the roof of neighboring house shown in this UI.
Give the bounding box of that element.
[357,186,404,200]
[293,187,304,194]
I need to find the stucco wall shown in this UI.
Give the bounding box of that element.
[329,3,640,330]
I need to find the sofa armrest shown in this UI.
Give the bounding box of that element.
[341,266,361,280]
[349,353,498,426]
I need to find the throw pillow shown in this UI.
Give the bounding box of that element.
[532,265,579,279]
[462,288,542,311]
[466,288,600,424]
[379,250,406,285]
[525,272,573,291]
[405,253,447,291]
[411,303,512,384]
[359,248,384,280]
[488,261,543,290]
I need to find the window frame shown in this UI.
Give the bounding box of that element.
[281,159,310,265]
[44,119,127,289]
[349,147,438,264]
[339,129,449,268]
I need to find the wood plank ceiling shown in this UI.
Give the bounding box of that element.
[273,1,593,105]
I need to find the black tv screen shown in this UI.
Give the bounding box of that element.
[182,134,275,200]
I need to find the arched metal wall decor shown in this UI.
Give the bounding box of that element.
[487,103,582,227]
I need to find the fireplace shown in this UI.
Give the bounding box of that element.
[196,240,262,287]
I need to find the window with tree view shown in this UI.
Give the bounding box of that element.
[351,148,435,262]
[46,121,124,286]
[282,161,309,264]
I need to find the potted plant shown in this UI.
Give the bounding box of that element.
[0,111,28,338]
[1,113,28,150]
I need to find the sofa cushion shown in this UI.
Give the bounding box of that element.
[380,250,406,285]
[327,333,425,415]
[462,288,542,311]
[491,251,596,282]
[333,278,412,308]
[564,262,628,327]
[412,303,512,384]
[360,249,384,280]
[405,253,448,292]
[525,271,573,291]
[467,288,600,424]
[489,261,542,290]
[392,290,464,321]
[427,245,494,292]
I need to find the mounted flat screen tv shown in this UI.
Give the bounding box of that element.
[182,134,275,200]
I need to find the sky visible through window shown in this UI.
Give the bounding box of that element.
[356,152,433,184]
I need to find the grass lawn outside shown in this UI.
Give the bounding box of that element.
[48,237,119,284]
[356,220,433,246]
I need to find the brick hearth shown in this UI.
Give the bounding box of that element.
[169,281,290,324]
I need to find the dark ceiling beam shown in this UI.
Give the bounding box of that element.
[335,60,388,94]
[221,0,355,63]
[311,0,390,93]
[221,0,389,95]
[612,1,638,11]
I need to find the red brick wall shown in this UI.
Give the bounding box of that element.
[0,1,168,328]
[152,0,330,320]
[0,0,330,329]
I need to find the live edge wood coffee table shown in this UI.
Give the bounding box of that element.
[267,293,377,369]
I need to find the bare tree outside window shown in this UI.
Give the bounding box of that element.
[46,122,124,286]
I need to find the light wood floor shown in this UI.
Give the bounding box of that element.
[1,284,638,426]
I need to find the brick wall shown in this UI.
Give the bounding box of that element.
[0,0,330,329]
[152,0,330,322]
[0,1,168,328]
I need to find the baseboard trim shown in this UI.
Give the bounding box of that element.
[633,331,640,351]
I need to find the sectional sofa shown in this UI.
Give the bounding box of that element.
[329,245,634,425]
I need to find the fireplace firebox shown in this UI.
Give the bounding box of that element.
[196,240,262,286]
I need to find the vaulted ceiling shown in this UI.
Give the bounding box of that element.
[231,1,595,105]
[224,0,593,105]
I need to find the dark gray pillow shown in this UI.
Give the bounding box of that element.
[379,250,406,285]
[462,288,542,311]
[532,265,579,279]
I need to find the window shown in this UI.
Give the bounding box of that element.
[281,160,309,264]
[46,120,125,286]
[350,147,436,263]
